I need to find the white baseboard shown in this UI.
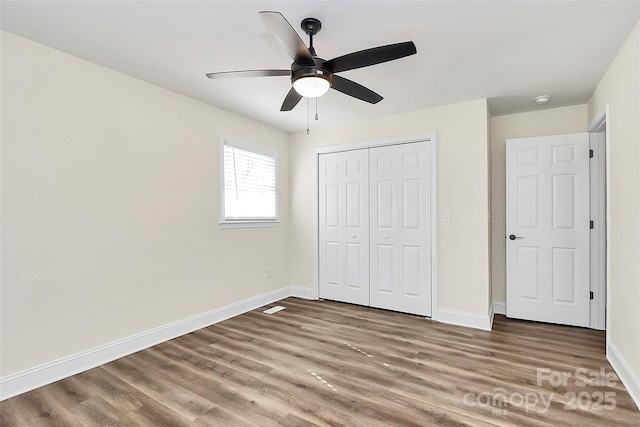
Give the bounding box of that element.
[607,342,640,411]
[437,308,493,331]
[289,285,317,300]
[493,301,506,315]
[0,286,291,401]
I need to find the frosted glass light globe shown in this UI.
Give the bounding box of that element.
[293,76,331,98]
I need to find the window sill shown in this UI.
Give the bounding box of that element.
[219,220,280,229]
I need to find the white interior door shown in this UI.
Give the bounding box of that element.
[318,150,370,305]
[506,133,590,327]
[369,142,432,316]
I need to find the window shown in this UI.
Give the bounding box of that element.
[220,136,278,228]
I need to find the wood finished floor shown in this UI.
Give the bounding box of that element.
[1,297,638,426]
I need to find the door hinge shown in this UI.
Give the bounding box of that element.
[590,220,594,229]
[590,291,594,300]
[589,149,594,158]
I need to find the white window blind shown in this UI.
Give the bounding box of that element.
[222,138,277,221]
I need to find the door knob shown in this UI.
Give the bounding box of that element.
[509,234,524,240]
[384,236,389,240]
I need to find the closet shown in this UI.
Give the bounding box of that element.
[318,141,433,316]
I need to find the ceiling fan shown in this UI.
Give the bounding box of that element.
[206,11,417,111]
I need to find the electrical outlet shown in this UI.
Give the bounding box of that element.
[267,266,272,278]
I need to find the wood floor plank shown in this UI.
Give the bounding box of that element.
[193,405,259,427]
[3,387,85,427]
[72,365,196,425]
[1,297,639,426]
[73,395,139,426]
[278,413,322,427]
[100,356,216,421]
[127,348,294,425]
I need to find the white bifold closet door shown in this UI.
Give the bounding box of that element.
[319,142,432,316]
[369,143,432,315]
[318,149,370,306]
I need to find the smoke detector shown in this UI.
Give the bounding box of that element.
[535,95,551,105]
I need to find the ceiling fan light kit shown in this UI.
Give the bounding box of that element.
[206,11,417,112]
[292,73,331,98]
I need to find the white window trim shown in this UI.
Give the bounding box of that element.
[219,134,280,229]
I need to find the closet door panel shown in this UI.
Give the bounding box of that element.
[370,142,431,316]
[319,150,370,305]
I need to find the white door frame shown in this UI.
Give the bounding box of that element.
[313,132,438,320]
[587,106,609,332]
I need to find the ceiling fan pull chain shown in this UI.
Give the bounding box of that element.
[315,98,319,121]
[307,98,310,135]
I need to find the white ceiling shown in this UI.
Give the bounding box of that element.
[2,1,639,134]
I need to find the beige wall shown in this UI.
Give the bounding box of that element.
[0,32,291,376]
[289,99,491,317]
[490,105,588,302]
[588,20,640,379]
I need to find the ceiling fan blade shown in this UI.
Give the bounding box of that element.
[260,11,314,66]
[280,87,303,111]
[331,75,383,104]
[326,41,416,73]
[206,69,290,79]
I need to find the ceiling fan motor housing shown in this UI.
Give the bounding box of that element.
[291,57,332,87]
[292,18,329,86]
